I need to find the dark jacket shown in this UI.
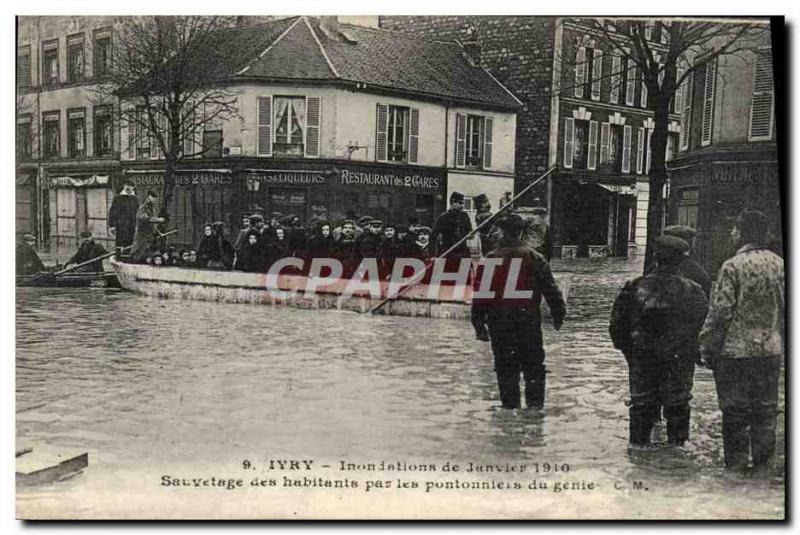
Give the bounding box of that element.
[108,193,139,247]
[610,266,708,361]
[16,242,45,275]
[334,235,358,263]
[307,234,335,258]
[356,231,383,258]
[522,222,553,261]
[68,240,108,272]
[234,237,266,272]
[471,237,565,322]
[678,256,712,297]
[287,226,307,257]
[432,209,473,257]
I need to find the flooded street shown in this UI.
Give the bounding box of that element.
[15,258,784,519]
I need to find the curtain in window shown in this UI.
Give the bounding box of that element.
[274,98,290,143]
[290,99,305,145]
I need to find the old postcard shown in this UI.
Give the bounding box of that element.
[14,13,785,520]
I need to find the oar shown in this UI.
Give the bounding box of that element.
[367,166,557,315]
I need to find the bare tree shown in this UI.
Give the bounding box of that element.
[94,16,243,217]
[558,17,769,271]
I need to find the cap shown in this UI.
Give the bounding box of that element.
[22,233,36,242]
[531,206,548,216]
[654,235,690,260]
[80,230,92,238]
[368,218,383,225]
[416,226,432,235]
[473,193,489,205]
[146,190,158,198]
[357,215,373,226]
[663,225,696,242]
[342,219,355,226]
[450,191,465,203]
[249,213,264,222]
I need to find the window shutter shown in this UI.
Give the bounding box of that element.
[376,104,388,162]
[611,55,622,103]
[666,134,675,162]
[305,96,321,157]
[455,113,466,168]
[625,59,636,106]
[640,69,648,108]
[679,71,693,151]
[574,46,586,98]
[408,107,420,164]
[673,68,684,114]
[599,122,610,164]
[636,127,644,174]
[591,49,602,101]
[621,125,632,173]
[257,96,272,156]
[587,120,598,170]
[701,58,717,146]
[483,116,493,169]
[749,50,774,140]
[646,129,653,173]
[563,117,574,169]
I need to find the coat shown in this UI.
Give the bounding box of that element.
[431,209,473,257]
[107,193,139,248]
[610,267,708,361]
[522,223,553,261]
[234,240,266,272]
[699,245,784,360]
[68,240,108,272]
[16,242,45,275]
[678,256,712,297]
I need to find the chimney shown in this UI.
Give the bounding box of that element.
[462,26,481,66]
[319,16,340,39]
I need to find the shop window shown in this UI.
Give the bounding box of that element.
[42,40,59,86]
[17,117,32,160]
[202,130,223,158]
[273,96,305,156]
[67,34,84,83]
[94,105,113,157]
[43,112,60,159]
[93,31,112,80]
[17,47,31,89]
[68,110,86,158]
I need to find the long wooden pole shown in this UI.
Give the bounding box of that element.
[368,167,557,315]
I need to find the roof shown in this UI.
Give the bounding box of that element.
[180,16,522,109]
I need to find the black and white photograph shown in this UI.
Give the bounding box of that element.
[10,7,787,521]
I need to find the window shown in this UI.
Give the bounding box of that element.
[67,109,86,158]
[679,71,694,151]
[273,96,305,156]
[610,55,622,103]
[599,122,610,164]
[135,106,150,160]
[387,106,409,162]
[676,188,699,228]
[591,49,603,101]
[608,126,621,167]
[749,49,774,141]
[67,34,84,83]
[625,58,636,106]
[94,105,113,157]
[572,121,588,169]
[202,130,223,158]
[665,133,677,162]
[574,46,587,98]
[17,47,31,89]
[456,113,491,169]
[42,40,59,86]
[93,31,112,79]
[465,115,485,167]
[635,127,645,174]
[43,112,60,159]
[17,116,32,160]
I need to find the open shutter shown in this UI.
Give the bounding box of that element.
[587,120,598,170]
[679,71,693,151]
[376,104,388,162]
[257,96,272,156]
[574,46,586,98]
[636,127,644,174]
[563,117,574,169]
[749,50,774,140]
[701,58,717,146]
[455,113,466,168]
[673,68,684,114]
[621,125,632,173]
[599,122,610,164]
[625,59,636,106]
[591,49,602,101]
[646,129,653,173]
[640,69,648,108]
[305,96,321,157]
[611,55,622,103]
[483,116,493,169]
[408,107,420,163]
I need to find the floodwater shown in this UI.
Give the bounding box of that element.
[15,258,784,519]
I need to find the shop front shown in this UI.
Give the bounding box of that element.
[48,173,115,253]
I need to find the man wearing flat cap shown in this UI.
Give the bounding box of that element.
[473,193,494,256]
[131,190,165,263]
[610,235,708,449]
[16,233,45,275]
[66,231,108,272]
[471,213,566,410]
[431,191,473,258]
[700,209,784,471]
[662,225,711,296]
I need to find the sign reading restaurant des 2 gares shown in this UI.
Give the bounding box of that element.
[126,171,233,188]
[250,164,445,193]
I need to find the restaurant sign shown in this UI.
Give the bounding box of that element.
[126,170,233,187]
[248,165,444,192]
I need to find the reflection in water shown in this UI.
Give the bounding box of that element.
[15,258,784,518]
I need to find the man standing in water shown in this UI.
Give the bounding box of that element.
[610,236,708,449]
[471,214,566,410]
[130,190,165,263]
[700,210,784,471]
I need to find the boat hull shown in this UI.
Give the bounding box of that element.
[16,271,121,289]
[110,257,569,320]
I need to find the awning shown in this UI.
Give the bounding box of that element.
[50,175,110,188]
[596,182,638,196]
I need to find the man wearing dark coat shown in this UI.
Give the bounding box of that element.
[356,219,384,259]
[431,191,473,258]
[610,235,709,448]
[107,181,140,249]
[471,214,566,410]
[16,234,45,275]
[66,231,108,272]
[662,225,712,297]
[473,193,494,256]
[130,190,165,263]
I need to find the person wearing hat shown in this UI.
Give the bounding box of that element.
[355,215,373,239]
[286,215,307,258]
[130,190,165,263]
[233,213,253,253]
[471,213,566,410]
[65,231,108,272]
[520,206,553,261]
[16,233,45,275]
[473,193,495,256]
[108,180,139,251]
[700,209,784,471]
[355,218,384,261]
[431,191,473,258]
[662,225,711,297]
[610,234,708,449]
[334,219,359,276]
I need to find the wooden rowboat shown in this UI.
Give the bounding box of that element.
[110,257,571,320]
[16,271,121,289]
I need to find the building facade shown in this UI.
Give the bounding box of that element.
[667,28,779,274]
